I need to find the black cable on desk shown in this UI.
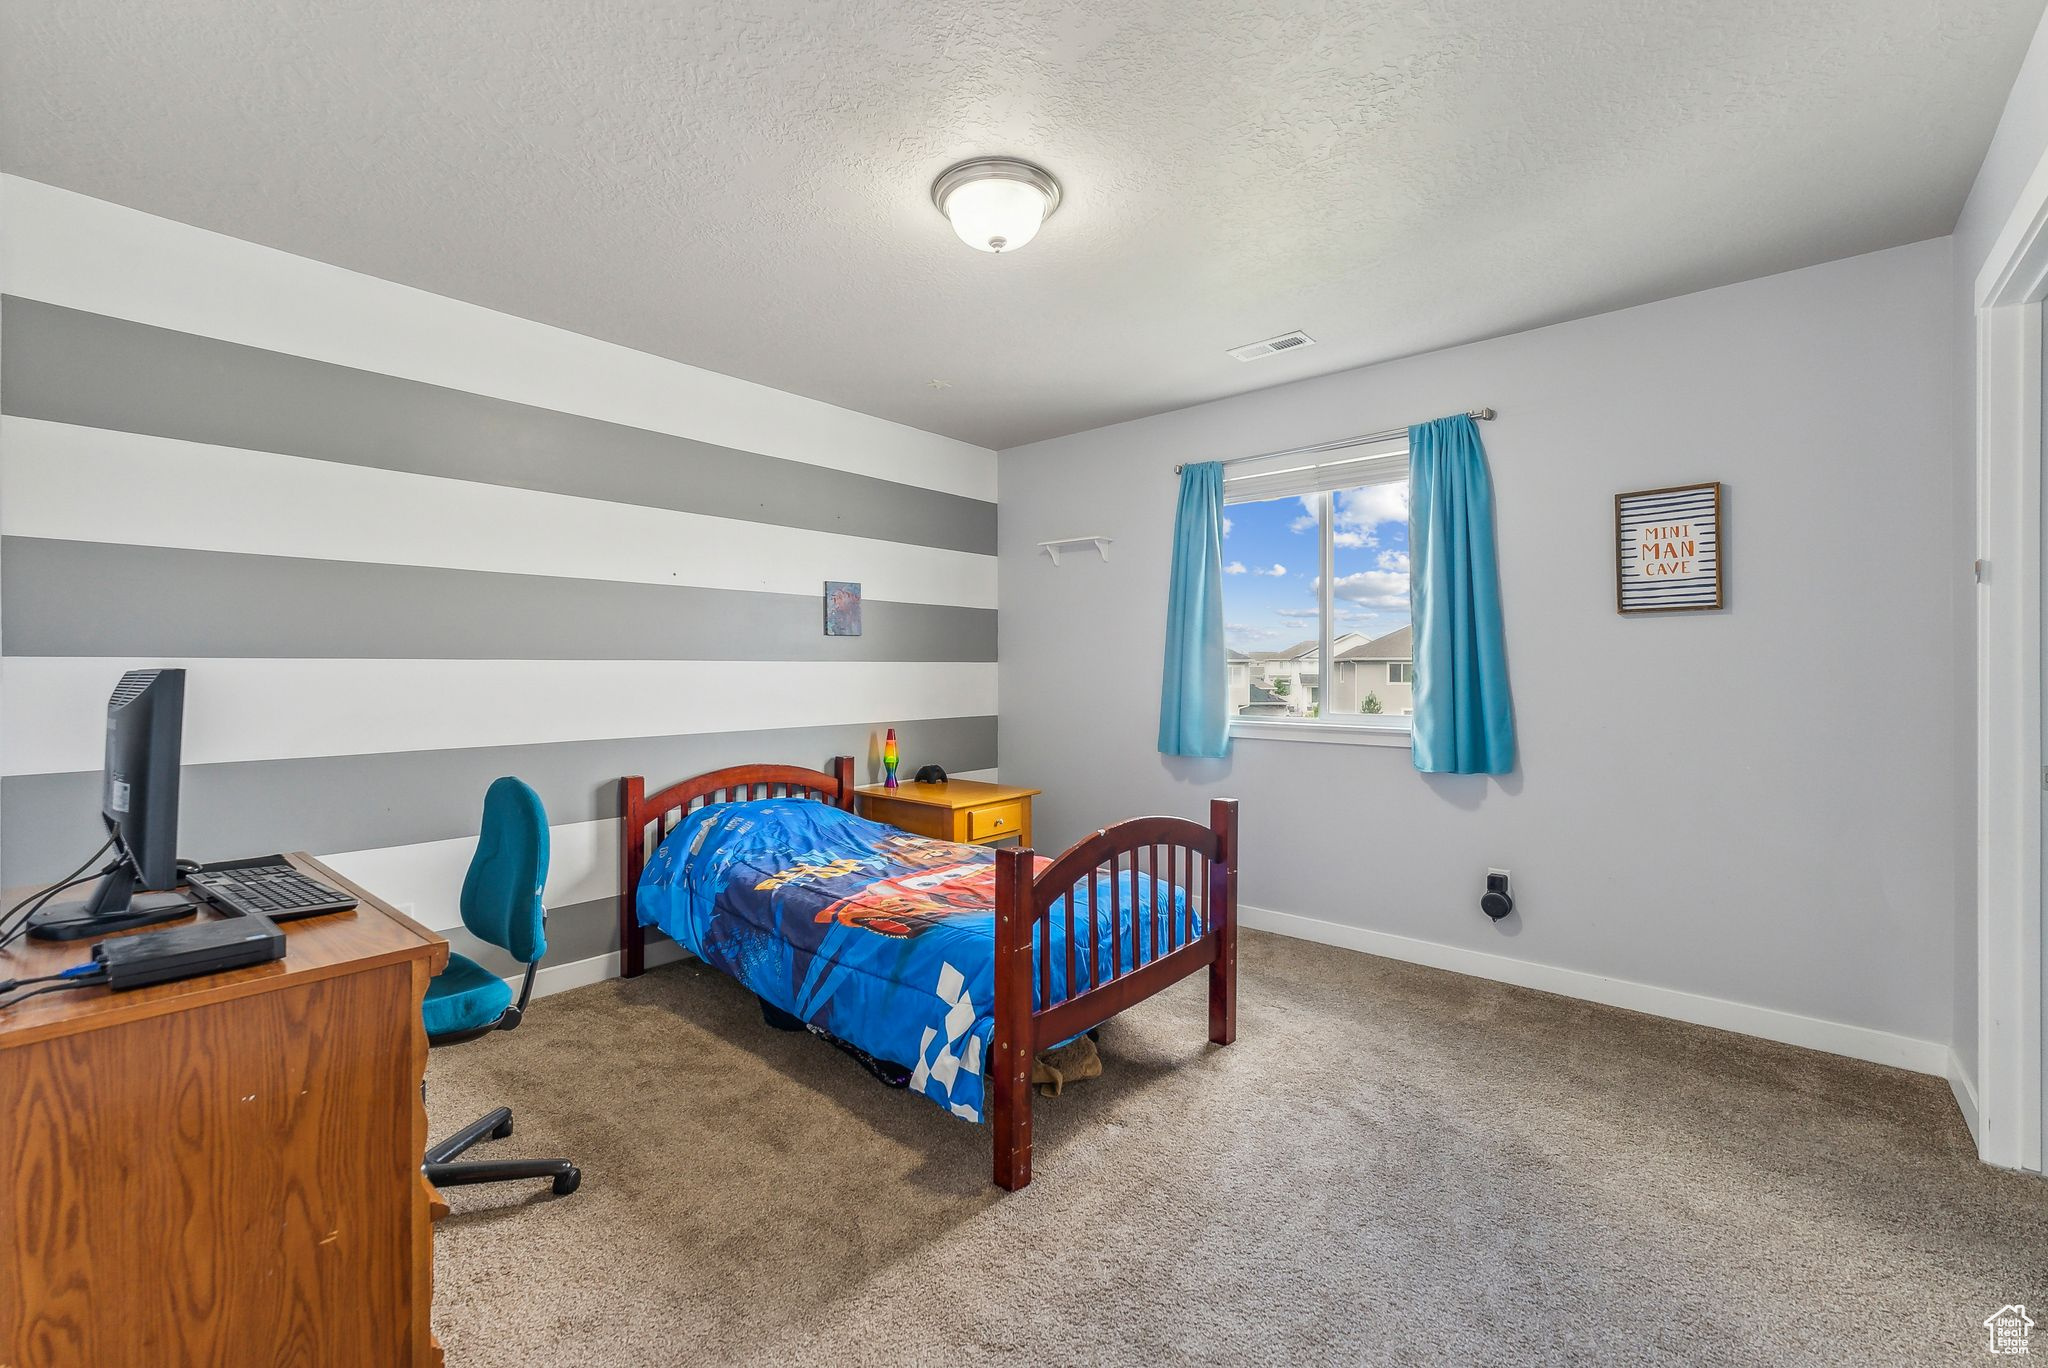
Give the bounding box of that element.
[0,970,108,1011]
[0,832,118,950]
[0,962,107,994]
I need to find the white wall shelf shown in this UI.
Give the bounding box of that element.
[1038,535,1111,566]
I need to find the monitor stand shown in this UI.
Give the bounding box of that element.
[26,863,196,942]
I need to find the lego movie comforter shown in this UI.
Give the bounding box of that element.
[635,798,1195,1122]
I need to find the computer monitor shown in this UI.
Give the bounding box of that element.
[27,668,197,942]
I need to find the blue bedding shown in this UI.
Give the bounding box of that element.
[636,798,1196,1122]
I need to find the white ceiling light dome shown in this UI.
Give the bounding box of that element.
[931,157,1062,254]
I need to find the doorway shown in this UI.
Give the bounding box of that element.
[1977,174,2048,1174]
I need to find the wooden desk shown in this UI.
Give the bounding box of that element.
[856,779,1040,847]
[0,853,448,1367]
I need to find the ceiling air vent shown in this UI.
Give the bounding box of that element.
[1227,331,1315,362]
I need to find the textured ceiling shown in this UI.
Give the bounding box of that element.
[3,1,2042,450]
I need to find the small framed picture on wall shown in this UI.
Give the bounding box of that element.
[824,580,863,636]
[1615,482,1722,614]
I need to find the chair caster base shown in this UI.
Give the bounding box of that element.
[424,1103,574,1196]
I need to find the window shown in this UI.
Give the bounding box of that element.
[1222,440,1412,733]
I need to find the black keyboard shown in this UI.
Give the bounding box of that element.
[186,858,358,922]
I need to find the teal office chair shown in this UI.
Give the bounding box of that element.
[422,777,580,1196]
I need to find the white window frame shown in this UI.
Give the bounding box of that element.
[1223,442,1412,748]
[1387,661,1414,685]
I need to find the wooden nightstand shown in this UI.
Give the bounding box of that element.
[856,779,1040,848]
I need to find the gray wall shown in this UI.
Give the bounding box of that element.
[998,238,1959,1049]
[0,182,998,972]
[1951,0,2048,1117]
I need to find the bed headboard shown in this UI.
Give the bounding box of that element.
[616,757,856,977]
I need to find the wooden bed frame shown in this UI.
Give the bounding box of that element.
[617,757,1238,1191]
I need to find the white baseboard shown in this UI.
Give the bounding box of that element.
[1947,1049,1982,1146]
[510,907,1958,1100]
[1238,903,1950,1078]
[523,937,688,1000]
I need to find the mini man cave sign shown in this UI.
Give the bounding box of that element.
[1615,482,1722,614]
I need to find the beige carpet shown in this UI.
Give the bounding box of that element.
[427,931,2047,1366]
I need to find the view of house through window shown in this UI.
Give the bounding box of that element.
[1222,460,1412,723]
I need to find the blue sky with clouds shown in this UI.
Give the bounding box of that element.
[1223,484,1412,653]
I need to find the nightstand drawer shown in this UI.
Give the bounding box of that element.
[967,801,1025,842]
[854,779,1038,852]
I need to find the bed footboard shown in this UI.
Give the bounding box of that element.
[990,797,1239,1191]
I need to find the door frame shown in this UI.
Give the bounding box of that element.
[1974,141,2048,1175]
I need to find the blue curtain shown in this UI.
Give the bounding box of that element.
[1158,461,1230,758]
[1409,415,1515,774]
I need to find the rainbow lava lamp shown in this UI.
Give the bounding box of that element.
[883,728,900,788]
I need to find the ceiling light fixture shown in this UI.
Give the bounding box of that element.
[931,157,1062,254]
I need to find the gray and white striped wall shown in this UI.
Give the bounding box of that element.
[0,176,998,988]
